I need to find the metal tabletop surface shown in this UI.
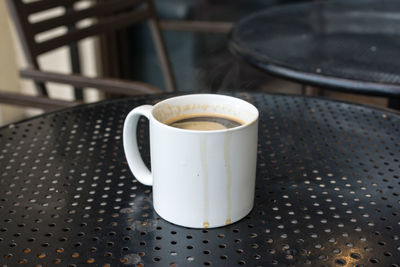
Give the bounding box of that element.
[229,0,400,98]
[0,93,399,267]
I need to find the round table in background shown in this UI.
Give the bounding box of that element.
[229,0,400,108]
[0,93,399,266]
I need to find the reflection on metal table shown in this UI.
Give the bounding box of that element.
[229,0,400,108]
[0,93,399,266]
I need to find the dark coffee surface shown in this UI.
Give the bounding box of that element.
[168,115,242,130]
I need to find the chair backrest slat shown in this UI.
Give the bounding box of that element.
[24,0,83,15]
[36,8,152,55]
[7,0,151,57]
[31,0,146,35]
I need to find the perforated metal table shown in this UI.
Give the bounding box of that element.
[0,93,399,267]
[229,0,400,108]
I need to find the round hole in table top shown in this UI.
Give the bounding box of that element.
[0,93,399,266]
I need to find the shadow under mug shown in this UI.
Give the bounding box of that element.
[123,94,259,228]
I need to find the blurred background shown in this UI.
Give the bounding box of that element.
[0,0,388,126]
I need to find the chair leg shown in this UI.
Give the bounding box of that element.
[301,84,307,95]
[311,86,323,96]
[301,85,323,96]
[147,17,177,92]
[35,81,48,96]
[388,97,400,110]
[66,5,83,101]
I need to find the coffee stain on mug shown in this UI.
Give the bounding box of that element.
[200,136,209,228]
[224,132,232,225]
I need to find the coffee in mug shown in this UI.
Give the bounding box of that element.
[165,114,244,130]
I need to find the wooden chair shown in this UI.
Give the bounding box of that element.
[2,0,176,111]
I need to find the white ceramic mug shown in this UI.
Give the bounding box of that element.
[123,94,259,228]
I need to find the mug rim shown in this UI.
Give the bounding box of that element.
[150,94,259,133]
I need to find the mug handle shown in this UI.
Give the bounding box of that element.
[123,105,153,186]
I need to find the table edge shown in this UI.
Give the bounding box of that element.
[1,92,399,131]
[228,40,400,97]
